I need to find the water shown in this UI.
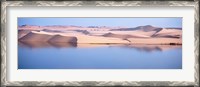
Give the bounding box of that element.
[18,42,182,69]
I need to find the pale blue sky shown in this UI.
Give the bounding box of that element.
[18,18,182,28]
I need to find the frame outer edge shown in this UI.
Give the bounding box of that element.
[1,1,7,87]
[194,1,199,87]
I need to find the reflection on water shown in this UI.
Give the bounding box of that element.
[19,41,77,48]
[18,41,182,69]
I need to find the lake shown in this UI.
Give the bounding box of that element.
[18,42,182,69]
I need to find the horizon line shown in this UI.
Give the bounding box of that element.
[18,24,182,28]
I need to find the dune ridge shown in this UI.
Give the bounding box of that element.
[19,31,78,43]
[18,25,182,45]
[19,32,55,42]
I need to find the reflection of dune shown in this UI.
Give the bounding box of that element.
[130,46,163,52]
[19,41,110,48]
[121,45,181,52]
[128,38,181,45]
[48,42,77,48]
[77,44,110,48]
[19,41,181,52]
[19,41,77,48]
[18,41,52,48]
[19,41,112,48]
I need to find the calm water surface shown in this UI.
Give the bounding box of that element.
[18,42,182,69]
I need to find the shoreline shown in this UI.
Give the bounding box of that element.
[18,40,182,45]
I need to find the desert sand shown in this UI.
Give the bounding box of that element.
[18,25,182,45]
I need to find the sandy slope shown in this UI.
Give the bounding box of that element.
[18,25,182,44]
[19,31,77,43]
[19,30,181,44]
[152,28,182,38]
[19,31,55,42]
[48,35,77,43]
[18,30,32,39]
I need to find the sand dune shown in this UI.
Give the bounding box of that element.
[18,25,182,45]
[102,32,142,39]
[19,31,78,43]
[18,30,32,39]
[19,31,55,42]
[152,28,182,38]
[73,34,129,44]
[90,30,156,38]
[48,35,77,43]
[110,25,162,32]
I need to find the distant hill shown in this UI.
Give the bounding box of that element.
[110,25,163,32]
[18,25,182,31]
[102,32,142,39]
[165,27,182,30]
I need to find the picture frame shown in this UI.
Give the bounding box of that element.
[1,0,199,86]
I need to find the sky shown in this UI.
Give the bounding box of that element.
[18,18,182,28]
